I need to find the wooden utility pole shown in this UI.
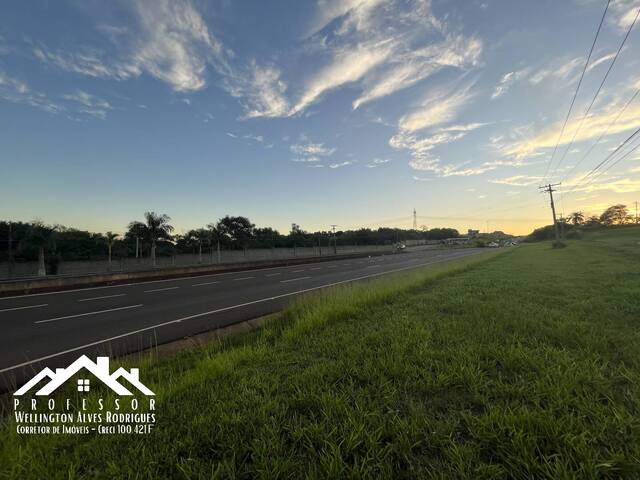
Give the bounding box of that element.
[539,183,561,242]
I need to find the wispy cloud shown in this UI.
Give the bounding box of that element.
[329,161,353,168]
[352,34,481,109]
[290,142,336,157]
[225,61,290,119]
[34,0,226,92]
[290,40,394,115]
[491,68,529,99]
[398,83,475,133]
[365,158,390,168]
[505,93,640,159]
[489,175,543,186]
[0,70,63,114]
[62,90,112,119]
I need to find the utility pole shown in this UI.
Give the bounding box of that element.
[135,236,140,259]
[7,221,13,279]
[539,183,561,242]
[412,209,417,230]
[330,224,338,255]
[635,201,638,224]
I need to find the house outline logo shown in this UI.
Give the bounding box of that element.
[14,355,155,396]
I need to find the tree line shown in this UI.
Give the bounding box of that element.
[529,204,638,241]
[0,212,460,271]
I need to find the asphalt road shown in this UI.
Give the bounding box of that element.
[0,247,484,390]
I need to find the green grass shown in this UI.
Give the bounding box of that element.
[2,228,640,479]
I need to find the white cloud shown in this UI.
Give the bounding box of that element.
[292,157,321,163]
[225,61,290,119]
[586,51,616,72]
[290,142,336,157]
[398,84,475,133]
[366,158,390,168]
[353,35,482,109]
[0,71,63,114]
[489,175,542,186]
[34,0,225,92]
[290,40,394,115]
[610,1,640,32]
[62,90,112,118]
[491,68,529,99]
[329,161,353,168]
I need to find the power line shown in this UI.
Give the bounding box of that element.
[541,0,611,182]
[561,86,640,183]
[565,125,640,195]
[583,137,640,185]
[550,4,639,178]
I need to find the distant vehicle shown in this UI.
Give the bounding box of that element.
[487,242,500,248]
[394,242,406,251]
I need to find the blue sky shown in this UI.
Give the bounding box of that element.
[1,0,640,235]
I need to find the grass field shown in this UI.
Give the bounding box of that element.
[1,227,639,479]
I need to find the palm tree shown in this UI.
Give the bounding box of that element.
[144,212,174,267]
[568,211,584,225]
[105,232,119,271]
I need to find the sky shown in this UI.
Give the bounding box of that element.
[1,0,640,236]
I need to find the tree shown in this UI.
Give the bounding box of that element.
[105,232,119,270]
[599,204,631,226]
[135,212,174,266]
[125,221,148,258]
[216,216,255,249]
[192,228,210,263]
[568,211,584,225]
[584,215,600,227]
[25,222,56,276]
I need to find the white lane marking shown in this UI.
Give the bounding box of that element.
[191,281,220,287]
[265,273,281,277]
[0,252,487,374]
[144,286,179,293]
[35,304,143,325]
[280,276,311,283]
[77,294,126,303]
[233,277,254,281]
[292,269,305,273]
[342,263,351,266]
[310,267,322,270]
[327,265,337,268]
[0,303,48,313]
[366,264,381,268]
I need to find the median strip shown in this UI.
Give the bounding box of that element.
[34,304,143,324]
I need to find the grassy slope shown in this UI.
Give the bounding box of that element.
[1,228,640,479]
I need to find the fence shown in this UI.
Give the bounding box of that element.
[0,241,434,281]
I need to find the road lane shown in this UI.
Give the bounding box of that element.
[0,247,485,389]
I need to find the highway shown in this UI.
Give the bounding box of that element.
[0,247,484,389]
